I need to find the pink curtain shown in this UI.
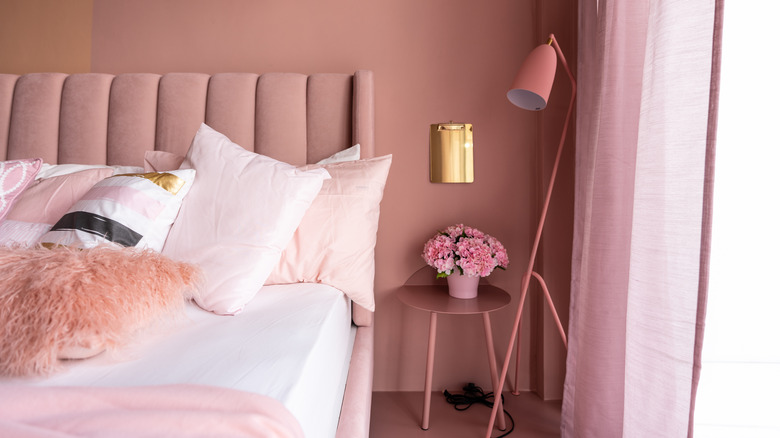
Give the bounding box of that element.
[562,0,722,436]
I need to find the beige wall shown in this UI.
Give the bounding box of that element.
[0,0,576,398]
[0,0,92,74]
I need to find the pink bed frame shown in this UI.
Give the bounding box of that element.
[0,71,375,438]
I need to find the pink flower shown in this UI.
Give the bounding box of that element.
[421,224,509,278]
[422,234,457,275]
[463,226,485,240]
[487,235,509,269]
[444,224,464,238]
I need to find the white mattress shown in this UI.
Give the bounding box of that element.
[4,283,354,438]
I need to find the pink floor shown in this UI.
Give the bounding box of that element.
[370,391,561,438]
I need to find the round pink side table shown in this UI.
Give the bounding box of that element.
[396,276,511,431]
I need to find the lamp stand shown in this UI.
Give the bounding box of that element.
[486,34,576,437]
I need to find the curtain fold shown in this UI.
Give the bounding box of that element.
[688,1,723,435]
[563,1,721,436]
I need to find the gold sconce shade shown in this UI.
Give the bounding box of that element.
[429,123,474,183]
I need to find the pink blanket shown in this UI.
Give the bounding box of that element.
[0,384,304,438]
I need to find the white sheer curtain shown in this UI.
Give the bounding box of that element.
[563,0,720,436]
[693,1,780,436]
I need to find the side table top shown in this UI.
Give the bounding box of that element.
[397,284,511,315]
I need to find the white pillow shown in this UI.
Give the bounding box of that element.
[316,143,360,164]
[39,170,195,251]
[162,124,330,315]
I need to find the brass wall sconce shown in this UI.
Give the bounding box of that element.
[429,122,474,183]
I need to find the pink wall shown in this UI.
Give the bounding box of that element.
[535,1,577,399]
[2,0,576,397]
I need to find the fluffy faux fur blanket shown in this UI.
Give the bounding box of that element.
[0,246,200,376]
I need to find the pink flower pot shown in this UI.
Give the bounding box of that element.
[446,273,480,299]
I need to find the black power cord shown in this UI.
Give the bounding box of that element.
[443,382,515,437]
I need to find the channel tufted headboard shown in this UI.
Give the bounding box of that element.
[0,71,374,164]
[0,70,375,327]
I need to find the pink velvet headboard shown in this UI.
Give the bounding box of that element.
[0,70,375,326]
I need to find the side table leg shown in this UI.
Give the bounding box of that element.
[483,313,507,431]
[421,312,438,430]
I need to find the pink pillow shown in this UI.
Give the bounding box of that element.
[144,150,185,172]
[265,155,392,311]
[0,246,200,376]
[0,158,42,222]
[36,163,145,179]
[162,124,330,315]
[0,168,113,246]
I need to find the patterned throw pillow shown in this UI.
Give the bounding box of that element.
[39,170,195,251]
[0,158,42,222]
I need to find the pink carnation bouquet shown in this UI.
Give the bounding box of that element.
[422,224,509,278]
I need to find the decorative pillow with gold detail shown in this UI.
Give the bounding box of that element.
[39,170,195,251]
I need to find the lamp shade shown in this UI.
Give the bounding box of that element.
[507,42,557,110]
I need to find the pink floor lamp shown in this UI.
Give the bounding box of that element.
[485,33,575,437]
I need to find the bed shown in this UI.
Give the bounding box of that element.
[0,71,384,438]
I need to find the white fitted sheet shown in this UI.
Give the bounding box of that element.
[4,283,354,438]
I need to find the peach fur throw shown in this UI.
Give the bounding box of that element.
[0,246,201,377]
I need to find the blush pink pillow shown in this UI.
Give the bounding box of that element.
[8,168,114,224]
[265,155,392,311]
[0,168,113,247]
[36,163,145,179]
[0,158,42,222]
[162,124,330,315]
[144,150,185,172]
